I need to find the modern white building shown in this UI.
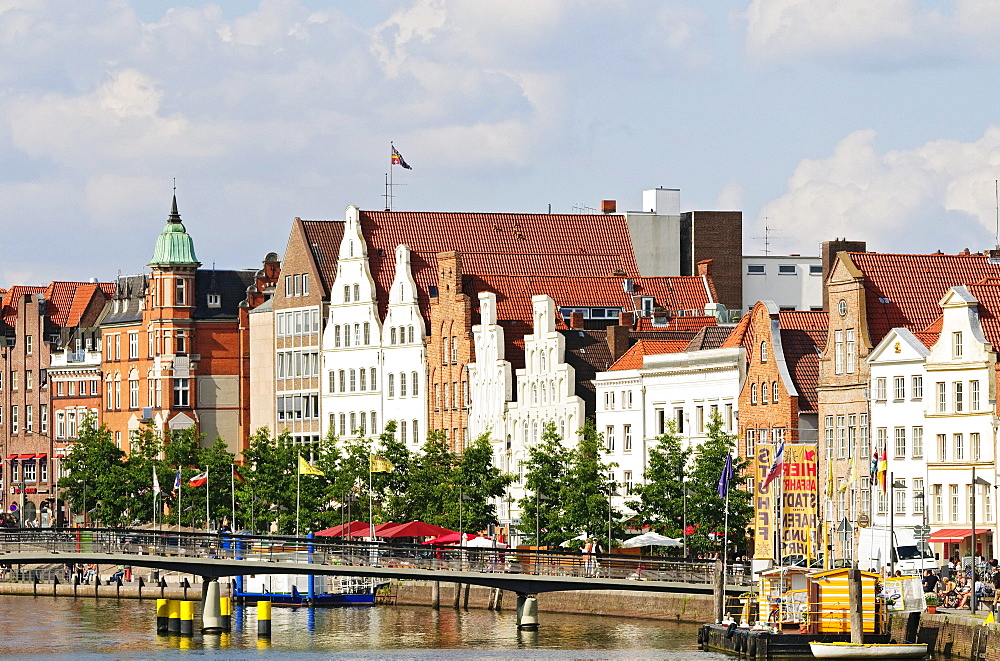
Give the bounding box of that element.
[742,255,823,312]
[319,207,426,446]
[594,338,745,514]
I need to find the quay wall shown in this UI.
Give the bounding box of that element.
[392,580,716,622]
[889,611,1000,661]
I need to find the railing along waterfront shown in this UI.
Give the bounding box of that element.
[0,527,752,586]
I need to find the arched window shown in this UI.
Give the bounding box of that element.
[334,325,341,347]
[772,381,779,403]
[409,326,415,344]
[353,284,360,301]
[370,411,377,434]
[412,371,419,396]
[443,336,450,364]
[400,372,407,397]
[532,385,538,405]
[751,383,758,405]
[541,351,546,371]
[760,341,768,362]
[541,383,548,405]
[533,421,539,442]
[363,322,370,345]
[412,420,419,445]
[762,382,769,403]
[388,373,395,398]
[550,382,556,403]
[451,336,457,363]
[390,327,396,345]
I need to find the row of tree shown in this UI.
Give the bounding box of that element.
[58,413,753,555]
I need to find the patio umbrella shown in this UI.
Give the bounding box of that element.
[314,520,370,537]
[466,536,508,549]
[373,521,398,534]
[379,520,455,538]
[621,532,683,548]
[422,532,479,545]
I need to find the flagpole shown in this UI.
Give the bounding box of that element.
[389,142,394,211]
[205,468,210,531]
[723,476,730,602]
[178,471,182,537]
[296,458,302,538]
[231,465,236,531]
[369,459,375,539]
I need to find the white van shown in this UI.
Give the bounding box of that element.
[857,526,937,574]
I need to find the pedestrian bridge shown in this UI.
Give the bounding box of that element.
[0,527,750,597]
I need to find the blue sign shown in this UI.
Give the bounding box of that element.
[8,504,17,512]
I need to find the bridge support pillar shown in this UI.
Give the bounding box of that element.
[201,578,224,634]
[515,593,539,630]
[431,581,440,610]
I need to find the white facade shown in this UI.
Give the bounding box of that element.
[742,255,823,312]
[320,206,426,447]
[467,292,512,445]
[923,287,997,559]
[595,346,745,514]
[867,327,931,566]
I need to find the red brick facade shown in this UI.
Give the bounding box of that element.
[428,252,473,453]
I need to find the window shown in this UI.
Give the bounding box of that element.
[10,372,16,390]
[349,369,356,392]
[875,377,886,401]
[971,380,981,411]
[933,485,943,522]
[25,371,32,390]
[129,378,139,409]
[605,426,615,452]
[624,425,632,452]
[175,278,187,305]
[359,369,366,391]
[760,341,768,362]
[11,406,17,434]
[772,381,778,403]
[390,328,397,345]
[809,264,823,275]
[173,378,190,407]
[207,293,221,307]
[23,460,36,482]
[834,330,844,374]
[938,434,947,461]
[913,478,924,514]
[354,324,360,345]
[412,372,419,397]
[353,284,360,301]
[937,382,946,413]
[747,264,765,274]
[343,286,350,303]
[972,432,981,462]
[955,433,965,460]
[129,332,139,359]
[912,426,923,458]
[400,372,407,397]
[876,427,886,461]
[40,404,47,433]
[751,383,758,405]
[25,405,32,432]
[893,376,905,400]
[778,264,796,275]
[340,414,347,437]
[912,375,923,399]
[695,406,704,432]
[363,323,370,345]
[302,274,309,295]
[370,368,377,391]
[285,275,292,296]
[175,332,186,355]
[954,381,964,412]
[334,326,341,347]
[894,479,907,514]
[762,382,769,404]
[824,416,834,461]
[951,485,960,522]
[339,370,346,393]
[837,416,847,458]
[25,335,32,354]
[388,373,394,398]
[412,420,419,445]
[894,428,905,458]
[846,329,855,373]
[674,407,684,433]
[953,331,963,359]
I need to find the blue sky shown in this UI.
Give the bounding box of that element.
[3,0,1000,284]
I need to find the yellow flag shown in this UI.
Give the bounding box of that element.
[298,455,324,476]
[369,454,394,473]
[839,454,859,493]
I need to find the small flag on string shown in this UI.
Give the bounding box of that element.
[298,455,325,476]
[370,454,394,473]
[391,145,412,170]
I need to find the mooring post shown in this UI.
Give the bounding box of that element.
[431,581,440,610]
[463,583,471,610]
[452,583,461,609]
[202,578,224,634]
[849,565,863,644]
[713,558,724,623]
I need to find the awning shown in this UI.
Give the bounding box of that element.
[5,454,16,461]
[34,453,47,459]
[16,453,36,460]
[928,527,991,543]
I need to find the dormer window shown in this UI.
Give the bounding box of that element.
[207,293,221,308]
[952,331,963,359]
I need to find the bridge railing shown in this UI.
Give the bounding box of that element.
[0,528,752,586]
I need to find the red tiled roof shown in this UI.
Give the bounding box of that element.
[3,282,111,328]
[964,282,1000,349]
[848,252,1000,343]
[608,339,691,370]
[720,311,752,349]
[685,325,736,351]
[777,311,828,412]
[912,331,939,349]
[1,286,47,325]
[299,219,346,295]
[360,210,641,320]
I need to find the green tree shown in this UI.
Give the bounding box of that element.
[198,437,237,528]
[516,422,571,547]
[236,429,299,534]
[162,427,209,528]
[406,430,456,527]
[124,423,165,525]
[455,432,512,533]
[561,419,621,549]
[686,412,752,556]
[330,435,373,525]
[627,421,690,539]
[58,417,130,526]
[373,421,413,524]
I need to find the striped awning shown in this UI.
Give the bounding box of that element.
[928,527,990,543]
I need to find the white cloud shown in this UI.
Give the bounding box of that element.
[740,0,1000,63]
[757,127,1000,253]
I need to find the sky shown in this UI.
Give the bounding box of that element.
[4,0,1000,284]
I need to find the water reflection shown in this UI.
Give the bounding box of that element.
[0,594,729,659]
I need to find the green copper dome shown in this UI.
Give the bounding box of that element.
[149,195,200,267]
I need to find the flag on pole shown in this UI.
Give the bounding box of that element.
[717,453,734,498]
[298,455,325,476]
[370,454,394,473]
[869,450,878,484]
[877,449,888,493]
[172,469,182,493]
[153,468,161,496]
[391,145,412,170]
[232,466,247,484]
[839,453,859,493]
[761,442,785,490]
[188,471,208,488]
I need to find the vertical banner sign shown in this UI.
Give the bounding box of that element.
[754,444,773,560]
[782,446,818,556]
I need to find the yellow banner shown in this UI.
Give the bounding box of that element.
[754,444,774,560]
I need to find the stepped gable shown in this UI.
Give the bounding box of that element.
[299,219,346,295]
[848,251,1000,344]
[777,311,828,412]
[359,210,641,321]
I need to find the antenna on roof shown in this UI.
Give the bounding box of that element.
[995,180,998,250]
[752,221,780,256]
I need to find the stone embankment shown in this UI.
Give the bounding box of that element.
[890,610,1000,661]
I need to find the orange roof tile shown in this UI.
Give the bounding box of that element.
[912,331,939,349]
[607,339,691,371]
[777,311,828,412]
[849,252,1000,343]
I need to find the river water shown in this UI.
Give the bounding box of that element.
[0,595,728,659]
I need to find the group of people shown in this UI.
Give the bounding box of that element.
[921,556,1000,609]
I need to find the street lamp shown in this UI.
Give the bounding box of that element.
[971,467,991,614]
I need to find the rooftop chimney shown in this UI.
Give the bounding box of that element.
[602,200,616,214]
[607,324,630,362]
[820,238,867,310]
[569,311,585,329]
